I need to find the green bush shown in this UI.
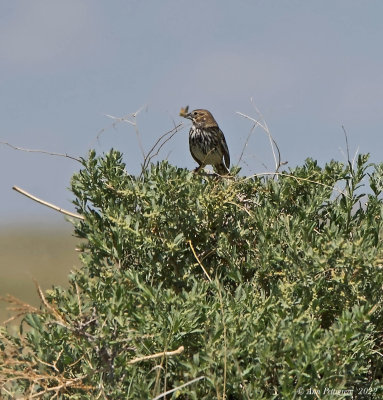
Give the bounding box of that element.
[1,150,383,399]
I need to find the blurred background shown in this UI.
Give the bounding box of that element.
[1,0,383,322]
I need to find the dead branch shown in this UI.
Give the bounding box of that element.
[141,123,183,174]
[0,295,42,325]
[12,186,84,220]
[34,280,67,325]
[237,123,256,167]
[0,141,81,162]
[0,334,93,398]
[95,105,147,159]
[188,240,212,282]
[151,376,205,400]
[242,172,348,197]
[128,346,184,365]
[236,99,287,173]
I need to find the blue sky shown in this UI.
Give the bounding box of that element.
[1,0,383,224]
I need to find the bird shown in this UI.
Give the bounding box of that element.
[185,109,230,175]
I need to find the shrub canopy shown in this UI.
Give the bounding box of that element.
[1,150,383,399]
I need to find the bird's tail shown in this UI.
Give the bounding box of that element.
[215,163,229,175]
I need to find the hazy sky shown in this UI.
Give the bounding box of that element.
[1,0,382,224]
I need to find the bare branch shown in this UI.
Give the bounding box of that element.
[151,376,205,400]
[33,349,63,373]
[236,124,256,167]
[128,346,184,365]
[27,376,91,399]
[35,280,68,325]
[95,105,147,159]
[12,186,84,220]
[242,172,348,197]
[141,123,183,174]
[104,114,136,126]
[250,98,280,170]
[188,240,212,282]
[0,141,81,162]
[0,294,41,324]
[236,99,287,174]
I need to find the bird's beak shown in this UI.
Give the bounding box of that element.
[185,113,192,120]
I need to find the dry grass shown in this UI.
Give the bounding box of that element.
[0,224,80,324]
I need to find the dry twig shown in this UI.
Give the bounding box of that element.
[151,376,205,400]
[236,99,286,173]
[128,346,184,365]
[12,186,84,220]
[0,141,81,162]
[95,105,147,159]
[242,172,348,197]
[34,280,67,325]
[0,334,93,398]
[141,123,183,174]
[188,240,212,282]
[0,295,41,324]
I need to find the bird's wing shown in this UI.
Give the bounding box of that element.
[219,129,230,168]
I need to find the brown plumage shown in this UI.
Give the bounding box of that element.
[186,109,230,175]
